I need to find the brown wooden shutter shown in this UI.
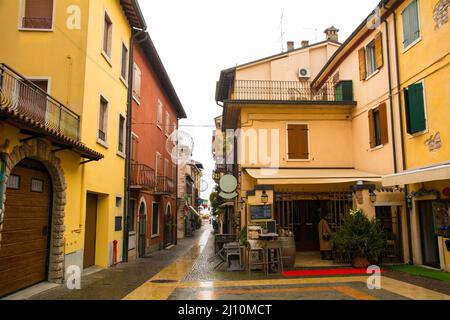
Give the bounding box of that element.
[375,32,384,69]
[25,0,53,19]
[378,102,389,144]
[287,124,309,160]
[368,109,375,148]
[358,47,366,81]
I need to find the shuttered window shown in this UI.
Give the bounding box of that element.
[404,82,426,134]
[402,0,420,49]
[23,0,53,29]
[368,103,388,148]
[359,32,383,81]
[103,12,113,58]
[132,63,142,102]
[157,100,163,129]
[121,44,128,80]
[287,124,309,160]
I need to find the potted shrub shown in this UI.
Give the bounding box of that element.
[333,209,385,268]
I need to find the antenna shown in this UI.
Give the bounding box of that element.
[280,11,285,52]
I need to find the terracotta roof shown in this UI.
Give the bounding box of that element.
[0,106,104,161]
[120,0,147,30]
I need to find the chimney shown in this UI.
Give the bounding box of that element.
[301,40,309,47]
[324,26,339,42]
[287,41,295,51]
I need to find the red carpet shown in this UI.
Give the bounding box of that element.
[282,268,384,277]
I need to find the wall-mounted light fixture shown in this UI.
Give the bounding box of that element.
[369,190,377,203]
[261,190,269,204]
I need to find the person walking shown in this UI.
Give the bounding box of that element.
[318,209,333,260]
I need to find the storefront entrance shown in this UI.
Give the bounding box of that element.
[418,201,440,269]
[293,201,325,251]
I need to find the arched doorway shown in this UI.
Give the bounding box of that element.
[138,200,147,258]
[164,203,173,247]
[0,159,52,297]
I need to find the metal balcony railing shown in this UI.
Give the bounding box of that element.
[0,64,80,141]
[156,176,176,195]
[130,164,156,190]
[231,79,353,102]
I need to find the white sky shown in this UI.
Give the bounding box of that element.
[138,0,380,199]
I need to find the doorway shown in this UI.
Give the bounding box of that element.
[164,203,173,247]
[138,201,147,257]
[84,193,98,269]
[375,206,403,262]
[293,201,328,251]
[0,159,52,297]
[418,201,440,268]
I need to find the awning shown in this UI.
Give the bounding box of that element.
[246,168,381,185]
[219,201,234,208]
[189,206,201,217]
[382,163,450,187]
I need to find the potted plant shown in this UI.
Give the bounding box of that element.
[333,209,385,268]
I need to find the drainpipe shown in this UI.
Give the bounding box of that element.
[0,154,6,224]
[393,13,413,265]
[123,28,147,263]
[384,19,398,174]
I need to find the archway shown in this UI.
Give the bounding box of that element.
[0,139,66,296]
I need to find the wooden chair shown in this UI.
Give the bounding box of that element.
[247,244,268,275]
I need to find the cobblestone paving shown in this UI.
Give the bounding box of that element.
[28,227,208,300]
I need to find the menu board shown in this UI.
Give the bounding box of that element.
[250,205,272,221]
[433,201,450,238]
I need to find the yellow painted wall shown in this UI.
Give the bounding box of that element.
[0,0,131,268]
[395,0,450,170]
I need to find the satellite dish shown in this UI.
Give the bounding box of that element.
[166,130,194,165]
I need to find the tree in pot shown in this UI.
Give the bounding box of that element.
[333,209,385,268]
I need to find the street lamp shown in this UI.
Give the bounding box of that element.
[369,190,377,203]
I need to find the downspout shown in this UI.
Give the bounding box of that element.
[393,12,413,265]
[384,19,398,174]
[123,28,146,263]
[0,139,9,226]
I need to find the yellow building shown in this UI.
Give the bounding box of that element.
[0,0,145,296]
[215,24,406,260]
[382,0,450,271]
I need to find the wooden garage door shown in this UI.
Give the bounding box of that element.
[0,161,52,297]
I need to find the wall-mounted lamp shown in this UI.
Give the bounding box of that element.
[261,190,269,204]
[369,190,377,203]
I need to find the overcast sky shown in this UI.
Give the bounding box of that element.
[138,0,380,199]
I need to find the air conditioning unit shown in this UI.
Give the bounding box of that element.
[298,67,311,79]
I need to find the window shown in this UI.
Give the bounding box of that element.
[132,63,142,102]
[103,12,113,59]
[156,153,162,177]
[31,178,44,193]
[164,159,169,178]
[402,0,421,49]
[121,44,128,80]
[404,82,427,134]
[118,114,125,154]
[152,203,160,236]
[21,0,54,30]
[157,100,163,129]
[115,196,122,208]
[129,199,136,232]
[368,103,388,148]
[287,124,309,160]
[7,175,20,190]
[165,111,170,136]
[131,133,139,163]
[358,33,383,80]
[98,96,109,144]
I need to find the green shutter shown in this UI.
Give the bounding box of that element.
[405,82,426,134]
[402,0,420,48]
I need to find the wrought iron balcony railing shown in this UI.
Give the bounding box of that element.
[130,164,156,190]
[0,64,80,141]
[156,176,176,195]
[231,79,353,102]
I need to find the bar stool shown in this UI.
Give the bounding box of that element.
[265,241,284,274]
[247,246,268,275]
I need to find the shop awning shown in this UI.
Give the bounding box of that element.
[245,168,381,185]
[382,163,450,187]
[189,206,201,217]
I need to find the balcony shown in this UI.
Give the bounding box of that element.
[130,164,156,190]
[0,64,80,141]
[230,79,353,103]
[155,176,176,195]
